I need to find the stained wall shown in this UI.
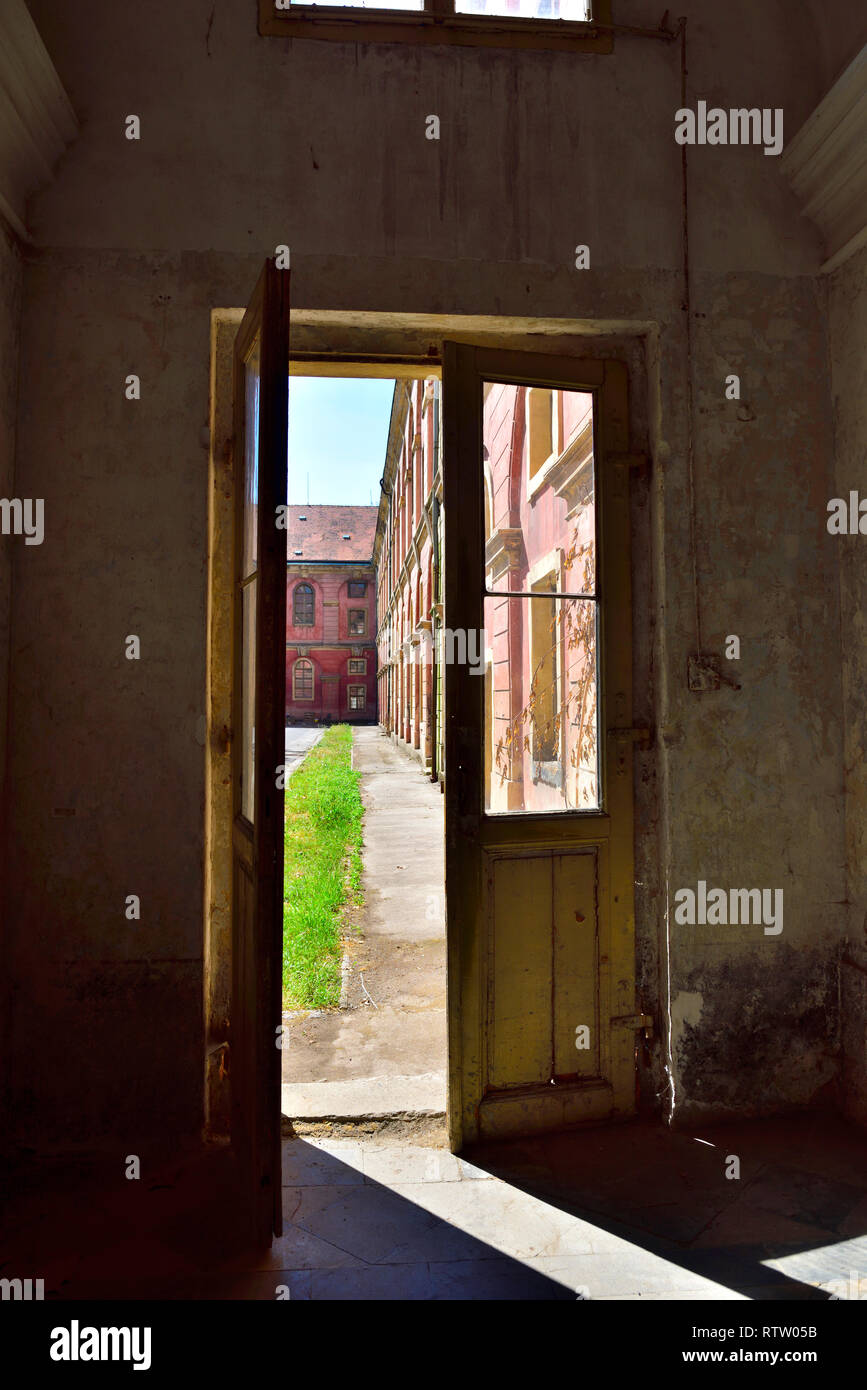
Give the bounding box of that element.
[829,239,867,1129]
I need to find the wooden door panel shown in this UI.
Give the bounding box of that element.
[489,855,552,1088]
[487,848,600,1091]
[231,260,289,1245]
[552,850,599,1079]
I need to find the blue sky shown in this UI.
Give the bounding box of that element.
[288,376,395,506]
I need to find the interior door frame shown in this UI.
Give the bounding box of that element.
[442,343,638,1149]
[212,318,641,1233]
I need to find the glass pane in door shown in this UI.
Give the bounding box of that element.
[241,579,257,821]
[483,381,595,595]
[481,378,599,815]
[484,594,599,814]
[240,336,260,823]
[243,339,260,580]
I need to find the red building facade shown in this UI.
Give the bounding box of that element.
[285,505,378,725]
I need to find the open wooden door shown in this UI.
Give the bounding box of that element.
[443,344,641,1149]
[231,260,289,1244]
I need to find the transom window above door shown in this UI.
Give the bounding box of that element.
[259,0,611,52]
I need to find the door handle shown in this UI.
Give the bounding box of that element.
[606,726,651,745]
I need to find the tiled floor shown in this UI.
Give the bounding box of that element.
[4,1112,866,1299]
[259,1114,867,1300]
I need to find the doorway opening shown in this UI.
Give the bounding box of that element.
[279,363,449,1133]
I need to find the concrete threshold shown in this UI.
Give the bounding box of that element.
[281,1071,446,1122]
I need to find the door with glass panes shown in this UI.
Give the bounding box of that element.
[443,345,641,1147]
[231,260,289,1244]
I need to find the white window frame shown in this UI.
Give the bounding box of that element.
[292,658,315,702]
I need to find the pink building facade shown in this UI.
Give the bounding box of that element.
[373,377,443,778]
[373,377,595,812]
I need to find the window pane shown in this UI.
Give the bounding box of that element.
[484,595,599,815]
[294,659,313,700]
[294,584,314,627]
[241,579,257,822]
[242,337,260,580]
[456,0,591,16]
[483,381,595,596]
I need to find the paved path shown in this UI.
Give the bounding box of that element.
[281,726,446,1120]
[284,726,322,778]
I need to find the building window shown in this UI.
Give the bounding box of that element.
[348,580,367,597]
[294,583,315,627]
[348,658,367,675]
[527,388,555,480]
[348,684,366,711]
[293,658,314,701]
[529,576,560,763]
[348,608,367,636]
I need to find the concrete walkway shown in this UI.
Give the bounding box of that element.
[284,725,322,778]
[281,726,446,1121]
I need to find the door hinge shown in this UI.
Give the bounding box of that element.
[612,1013,654,1038]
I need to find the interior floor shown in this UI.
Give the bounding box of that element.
[3,1112,864,1300]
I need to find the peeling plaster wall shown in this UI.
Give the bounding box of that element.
[3,0,863,1146]
[829,239,867,1129]
[654,269,844,1124]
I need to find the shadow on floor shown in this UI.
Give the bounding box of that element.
[2,1111,865,1299]
[462,1111,867,1300]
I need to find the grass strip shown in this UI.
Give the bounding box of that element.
[282,724,363,1009]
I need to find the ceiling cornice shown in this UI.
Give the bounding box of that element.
[782,43,867,275]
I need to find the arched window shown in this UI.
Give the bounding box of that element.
[294,582,314,627]
[293,658,314,701]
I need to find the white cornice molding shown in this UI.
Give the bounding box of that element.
[0,0,78,241]
[782,44,867,274]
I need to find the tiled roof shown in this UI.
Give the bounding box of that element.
[285,504,378,562]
